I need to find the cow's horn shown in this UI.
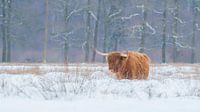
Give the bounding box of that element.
[95,49,108,56]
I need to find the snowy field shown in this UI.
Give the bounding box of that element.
[0,63,200,112]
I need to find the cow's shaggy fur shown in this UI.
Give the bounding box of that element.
[107,51,150,80]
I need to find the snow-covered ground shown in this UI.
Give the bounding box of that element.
[1,98,200,112]
[0,64,200,112]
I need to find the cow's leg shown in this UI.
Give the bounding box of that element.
[131,74,137,79]
[116,73,123,80]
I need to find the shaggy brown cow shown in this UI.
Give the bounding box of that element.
[96,50,150,80]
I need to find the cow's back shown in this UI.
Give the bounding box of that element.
[127,52,150,79]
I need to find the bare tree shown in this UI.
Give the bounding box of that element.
[172,0,179,62]
[139,0,148,53]
[191,0,199,63]
[2,0,7,62]
[63,0,69,63]
[162,0,167,63]
[91,0,101,62]
[84,0,92,62]
[102,0,108,62]
[109,0,126,52]
[0,0,199,63]
[43,0,49,63]
[1,0,12,62]
[50,0,84,63]
[7,0,11,62]
[102,0,121,62]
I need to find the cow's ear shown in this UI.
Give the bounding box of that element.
[120,53,127,60]
[120,53,127,57]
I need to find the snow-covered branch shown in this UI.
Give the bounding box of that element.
[82,41,87,52]
[146,22,156,34]
[51,31,74,41]
[89,11,97,21]
[196,24,200,31]
[63,31,74,40]
[174,17,185,24]
[153,9,163,14]
[175,42,192,49]
[131,25,143,32]
[66,8,83,21]
[109,9,122,19]
[167,41,192,49]
[172,34,184,39]
[136,5,144,13]
[137,47,153,51]
[195,7,200,12]
[121,13,139,20]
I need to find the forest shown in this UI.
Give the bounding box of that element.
[0,0,200,63]
[1,1,200,111]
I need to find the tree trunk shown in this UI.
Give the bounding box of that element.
[139,0,147,53]
[91,0,101,62]
[113,38,118,51]
[2,0,7,62]
[7,0,12,62]
[172,0,178,63]
[63,0,69,63]
[162,0,167,63]
[2,0,12,62]
[84,0,91,62]
[103,22,108,62]
[191,1,197,63]
[2,34,7,62]
[102,0,108,62]
[43,0,49,63]
[64,39,68,63]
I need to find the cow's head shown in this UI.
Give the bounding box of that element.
[96,49,128,73]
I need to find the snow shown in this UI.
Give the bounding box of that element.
[1,98,200,112]
[0,64,200,112]
[0,72,199,100]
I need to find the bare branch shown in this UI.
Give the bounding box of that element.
[196,24,200,31]
[82,41,87,52]
[89,11,97,21]
[167,42,192,49]
[121,13,139,20]
[174,17,185,24]
[66,8,83,21]
[136,5,144,13]
[175,42,192,49]
[146,22,156,34]
[195,7,200,12]
[63,31,74,38]
[153,9,163,14]
[108,9,122,18]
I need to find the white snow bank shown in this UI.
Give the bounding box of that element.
[0,71,200,100]
[0,98,200,112]
[1,64,200,112]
